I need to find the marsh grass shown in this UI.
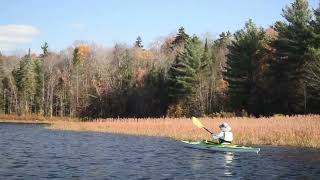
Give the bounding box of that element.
[46,115,320,148]
[1,114,319,148]
[0,114,76,123]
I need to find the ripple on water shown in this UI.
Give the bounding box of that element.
[0,123,319,179]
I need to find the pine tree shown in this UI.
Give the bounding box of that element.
[135,36,143,48]
[73,47,81,66]
[1,77,10,113]
[168,42,195,102]
[167,36,205,116]
[37,42,49,115]
[34,59,44,114]
[171,27,190,51]
[225,20,267,115]
[305,48,320,112]
[305,3,320,113]
[214,31,232,47]
[272,0,313,114]
[41,42,49,57]
[143,64,169,117]
[13,50,36,115]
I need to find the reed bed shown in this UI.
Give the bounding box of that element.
[47,115,320,148]
[0,114,76,123]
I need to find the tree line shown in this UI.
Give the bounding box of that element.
[0,0,319,118]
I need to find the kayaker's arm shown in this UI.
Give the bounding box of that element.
[212,132,224,140]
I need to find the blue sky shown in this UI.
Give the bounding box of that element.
[0,0,318,54]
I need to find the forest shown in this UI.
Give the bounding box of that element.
[0,0,319,119]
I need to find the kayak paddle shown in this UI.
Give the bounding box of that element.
[192,117,213,135]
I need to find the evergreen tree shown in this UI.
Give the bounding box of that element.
[13,51,36,115]
[225,20,267,115]
[1,77,10,113]
[37,42,49,115]
[304,48,320,112]
[34,59,44,114]
[214,31,232,47]
[272,0,313,114]
[171,27,190,50]
[305,4,320,113]
[167,36,205,116]
[135,36,143,48]
[41,42,49,57]
[143,64,169,117]
[73,47,81,66]
[168,41,196,103]
[311,2,320,38]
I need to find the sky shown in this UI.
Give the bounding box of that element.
[0,0,318,55]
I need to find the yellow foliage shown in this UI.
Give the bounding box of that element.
[167,104,185,117]
[78,45,91,59]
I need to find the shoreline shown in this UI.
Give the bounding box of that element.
[1,115,320,149]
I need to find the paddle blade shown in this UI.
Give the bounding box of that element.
[192,117,204,128]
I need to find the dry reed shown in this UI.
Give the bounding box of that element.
[46,115,320,148]
[0,114,76,123]
[1,114,319,148]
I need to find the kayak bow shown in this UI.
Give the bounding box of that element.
[181,140,260,153]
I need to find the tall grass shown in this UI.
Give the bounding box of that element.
[1,114,319,148]
[47,115,320,148]
[0,114,76,123]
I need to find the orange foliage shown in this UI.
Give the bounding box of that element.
[78,45,91,59]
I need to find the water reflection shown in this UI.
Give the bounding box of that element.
[190,151,207,170]
[223,152,234,177]
[189,148,235,177]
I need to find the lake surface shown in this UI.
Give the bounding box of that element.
[0,123,319,179]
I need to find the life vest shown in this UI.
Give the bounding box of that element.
[221,131,233,142]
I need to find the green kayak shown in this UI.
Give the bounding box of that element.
[181,140,260,153]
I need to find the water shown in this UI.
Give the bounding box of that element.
[0,123,319,180]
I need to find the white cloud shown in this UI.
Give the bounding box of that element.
[0,24,40,51]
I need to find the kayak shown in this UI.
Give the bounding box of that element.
[181,140,260,153]
[182,140,260,153]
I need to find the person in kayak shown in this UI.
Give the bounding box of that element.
[212,123,233,144]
